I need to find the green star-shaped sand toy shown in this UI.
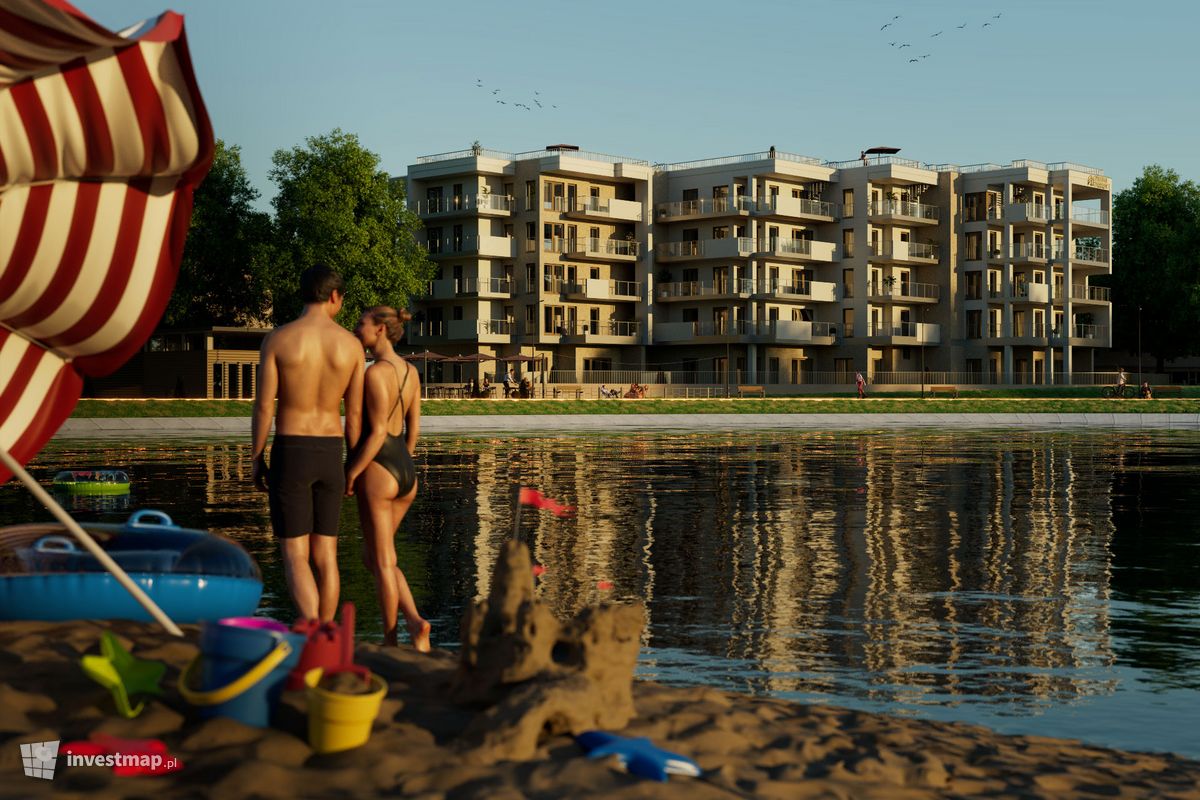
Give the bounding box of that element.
[80,631,166,719]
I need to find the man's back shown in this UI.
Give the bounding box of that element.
[267,315,361,437]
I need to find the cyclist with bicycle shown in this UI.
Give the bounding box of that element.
[1116,367,1128,398]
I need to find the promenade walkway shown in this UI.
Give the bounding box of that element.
[54,413,1200,439]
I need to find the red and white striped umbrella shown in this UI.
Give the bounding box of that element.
[0,0,212,481]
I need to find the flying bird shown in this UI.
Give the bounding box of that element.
[888,41,897,46]
[982,22,991,27]
[930,31,942,37]
[898,43,910,48]
[881,22,891,30]
[497,100,506,104]
[921,54,931,59]
[552,104,558,108]
[893,15,900,19]
[908,58,919,63]
[993,13,1002,18]
[491,89,500,95]
[957,23,967,29]
[533,100,542,108]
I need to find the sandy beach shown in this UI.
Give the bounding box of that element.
[2,619,1198,799]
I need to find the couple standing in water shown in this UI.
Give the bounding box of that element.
[251,265,430,651]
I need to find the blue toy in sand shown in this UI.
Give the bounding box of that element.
[576,731,702,782]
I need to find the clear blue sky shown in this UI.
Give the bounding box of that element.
[94,0,1198,208]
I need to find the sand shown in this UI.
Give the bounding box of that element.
[2,619,1198,799]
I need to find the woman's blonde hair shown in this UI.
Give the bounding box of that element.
[365,306,412,344]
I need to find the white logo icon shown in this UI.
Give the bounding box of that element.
[20,740,60,780]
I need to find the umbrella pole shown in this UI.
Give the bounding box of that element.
[0,447,184,637]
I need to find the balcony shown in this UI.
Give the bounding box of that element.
[752,196,838,222]
[755,237,838,263]
[408,320,444,344]
[867,199,940,225]
[562,196,643,222]
[1069,206,1109,229]
[870,241,940,264]
[653,319,837,345]
[867,321,941,345]
[563,278,642,302]
[656,278,754,302]
[561,319,641,345]
[867,280,940,303]
[425,234,516,259]
[656,237,755,262]
[753,279,838,303]
[1052,323,1108,346]
[563,236,640,261]
[410,194,513,217]
[423,276,514,300]
[446,318,515,344]
[1007,323,1047,342]
[1004,203,1054,225]
[655,196,752,220]
[1011,282,1050,304]
[1069,245,1109,267]
[1010,242,1058,265]
[1068,283,1111,304]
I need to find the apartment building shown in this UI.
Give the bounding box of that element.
[405,145,1112,386]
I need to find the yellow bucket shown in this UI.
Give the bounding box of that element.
[304,667,387,754]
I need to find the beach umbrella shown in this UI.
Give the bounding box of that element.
[0,0,213,635]
[0,1,213,480]
[403,350,447,396]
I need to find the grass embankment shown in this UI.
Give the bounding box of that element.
[71,396,1200,418]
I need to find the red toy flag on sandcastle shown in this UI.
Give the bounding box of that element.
[518,487,575,518]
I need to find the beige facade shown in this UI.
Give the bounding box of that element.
[406,146,1112,387]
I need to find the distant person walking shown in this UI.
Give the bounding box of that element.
[252,265,364,622]
[856,371,866,399]
[345,306,431,651]
[1116,367,1128,398]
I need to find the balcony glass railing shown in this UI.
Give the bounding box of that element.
[762,238,817,256]
[611,280,641,297]
[411,195,513,215]
[655,196,752,218]
[868,281,940,300]
[573,237,640,257]
[755,196,838,218]
[1070,284,1111,302]
[1070,323,1107,340]
[562,320,641,337]
[1070,207,1109,225]
[1011,242,1058,260]
[868,200,940,221]
[658,279,754,298]
[867,321,940,342]
[1070,246,1109,264]
[868,241,940,261]
[1009,203,1054,222]
[479,319,516,335]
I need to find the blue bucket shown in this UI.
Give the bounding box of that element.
[179,617,306,727]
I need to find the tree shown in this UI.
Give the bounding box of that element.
[167,140,273,327]
[268,129,432,326]
[1110,165,1200,369]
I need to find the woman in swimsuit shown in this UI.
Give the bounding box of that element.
[345,306,431,651]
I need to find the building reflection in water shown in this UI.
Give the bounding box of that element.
[416,431,1122,712]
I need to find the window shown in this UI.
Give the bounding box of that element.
[966,232,982,260]
[712,225,728,239]
[525,221,536,239]
[842,307,854,337]
[452,225,463,251]
[682,188,698,202]
[842,229,854,258]
[712,185,728,199]
[835,358,853,380]
[590,267,600,279]
[583,357,611,371]
[590,226,600,240]
[452,306,464,321]
[965,271,982,300]
[525,181,536,211]
[966,309,982,339]
[842,268,854,298]
[682,228,699,242]
[525,263,535,292]
[682,307,699,322]
[842,189,854,217]
[452,184,463,210]
[682,268,698,283]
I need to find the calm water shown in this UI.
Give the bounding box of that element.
[3,430,1199,758]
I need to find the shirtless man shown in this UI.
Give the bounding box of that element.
[252,265,364,622]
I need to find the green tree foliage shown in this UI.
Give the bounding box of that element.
[268,129,432,326]
[1110,165,1200,368]
[167,140,272,327]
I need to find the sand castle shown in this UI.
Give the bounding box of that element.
[451,539,645,761]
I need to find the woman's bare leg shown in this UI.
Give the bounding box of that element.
[389,480,429,651]
[357,464,402,645]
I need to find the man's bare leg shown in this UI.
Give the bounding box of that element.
[280,537,319,620]
[309,534,340,623]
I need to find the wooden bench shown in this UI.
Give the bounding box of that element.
[928,385,958,398]
[1154,385,1184,398]
[737,385,766,398]
[552,385,583,400]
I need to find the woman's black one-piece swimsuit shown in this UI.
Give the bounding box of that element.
[361,361,417,496]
